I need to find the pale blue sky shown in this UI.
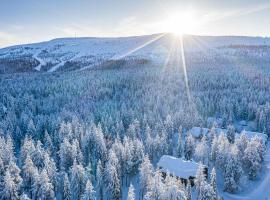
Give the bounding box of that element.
[1,0,270,47]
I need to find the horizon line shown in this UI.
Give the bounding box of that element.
[1,32,270,49]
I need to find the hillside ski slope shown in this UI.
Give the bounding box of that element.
[1,33,270,73]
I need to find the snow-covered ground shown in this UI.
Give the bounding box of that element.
[33,51,46,71]
[1,33,270,73]
[222,142,270,200]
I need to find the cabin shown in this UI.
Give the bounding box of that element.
[238,130,268,142]
[189,127,209,139]
[189,126,267,142]
[157,155,208,186]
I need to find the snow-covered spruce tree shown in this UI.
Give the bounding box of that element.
[81,180,96,200]
[243,138,262,180]
[198,181,216,200]
[127,183,135,200]
[70,161,86,200]
[93,124,107,164]
[0,171,19,200]
[0,158,4,178]
[5,136,16,165]
[103,157,120,200]
[43,152,57,190]
[210,168,218,200]
[145,170,163,200]
[195,163,206,197]
[176,126,183,157]
[59,138,73,171]
[226,125,235,143]
[164,115,174,155]
[62,173,71,200]
[195,135,209,165]
[210,135,218,165]
[216,133,230,171]
[122,137,134,181]
[96,160,104,200]
[223,147,243,193]
[139,155,153,199]
[130,138,144,175]
[208,127,216,145]
[31,140,45,169]
[7,161,22,192]
[186,181,192,200]
[19,193,30,200]
[184,132,195,160]
[22,155,38,197]
[252,135,266,162]
[163,175,187,200]
[19,137,35,167]
[115,120,125,141]
[235,132,248,161]
[36,169,55,200]
[43,130,53,153]
[26,119,36,138]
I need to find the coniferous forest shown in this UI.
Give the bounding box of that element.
[0,45,269,200]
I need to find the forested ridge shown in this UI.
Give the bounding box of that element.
[0,46,269,199]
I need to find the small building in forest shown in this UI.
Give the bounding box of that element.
[157,155,207,186]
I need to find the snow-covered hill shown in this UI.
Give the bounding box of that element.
[1,33,270,73]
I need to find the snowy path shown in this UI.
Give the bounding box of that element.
[33,51,46,71]
[224,142,270,200]
[47,53,81,72]
[248,143,270,200]
[47,60,65,72]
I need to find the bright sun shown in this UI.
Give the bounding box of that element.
[165,11,201,36]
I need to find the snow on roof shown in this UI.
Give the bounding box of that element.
[157,155,201,179]
[215,128,228,134]
[189,127,227,138]
[239,120,248,126]
[189,127,209,138]
[189,126,267,141]
[207,117,223,127]
[239,130,268,141]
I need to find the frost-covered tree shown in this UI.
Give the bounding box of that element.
[223,148,243,193]
[0,171,19,200]
[210,168,218,200]
[62,173,71,200]
[226,125,235,143]
[81,180,96,200]
[243,138,262,180]
[198,181,216,200]
[176,126,183,157]
[163,175,187,200]
[146,170,163,200]
[195,135,209,165]
[235,132,248,161]
[210,135,218,165]
[186,181,192,200]
[195,163,206,196]
[7,161,22,192]
[96,160,103,199]
[22,155,38,197]
[139,155,153,199]
[127,184,135,200]
[36,169,55,200]
[70,161,86,200]
[19,193,30,200]
[216,133,230,171]
[184,133,195,160]
[103,160,120,200]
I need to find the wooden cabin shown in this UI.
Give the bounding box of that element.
[157,155,208,186]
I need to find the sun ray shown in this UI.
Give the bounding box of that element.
[111,33,167,60]
[179,36,191,105]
